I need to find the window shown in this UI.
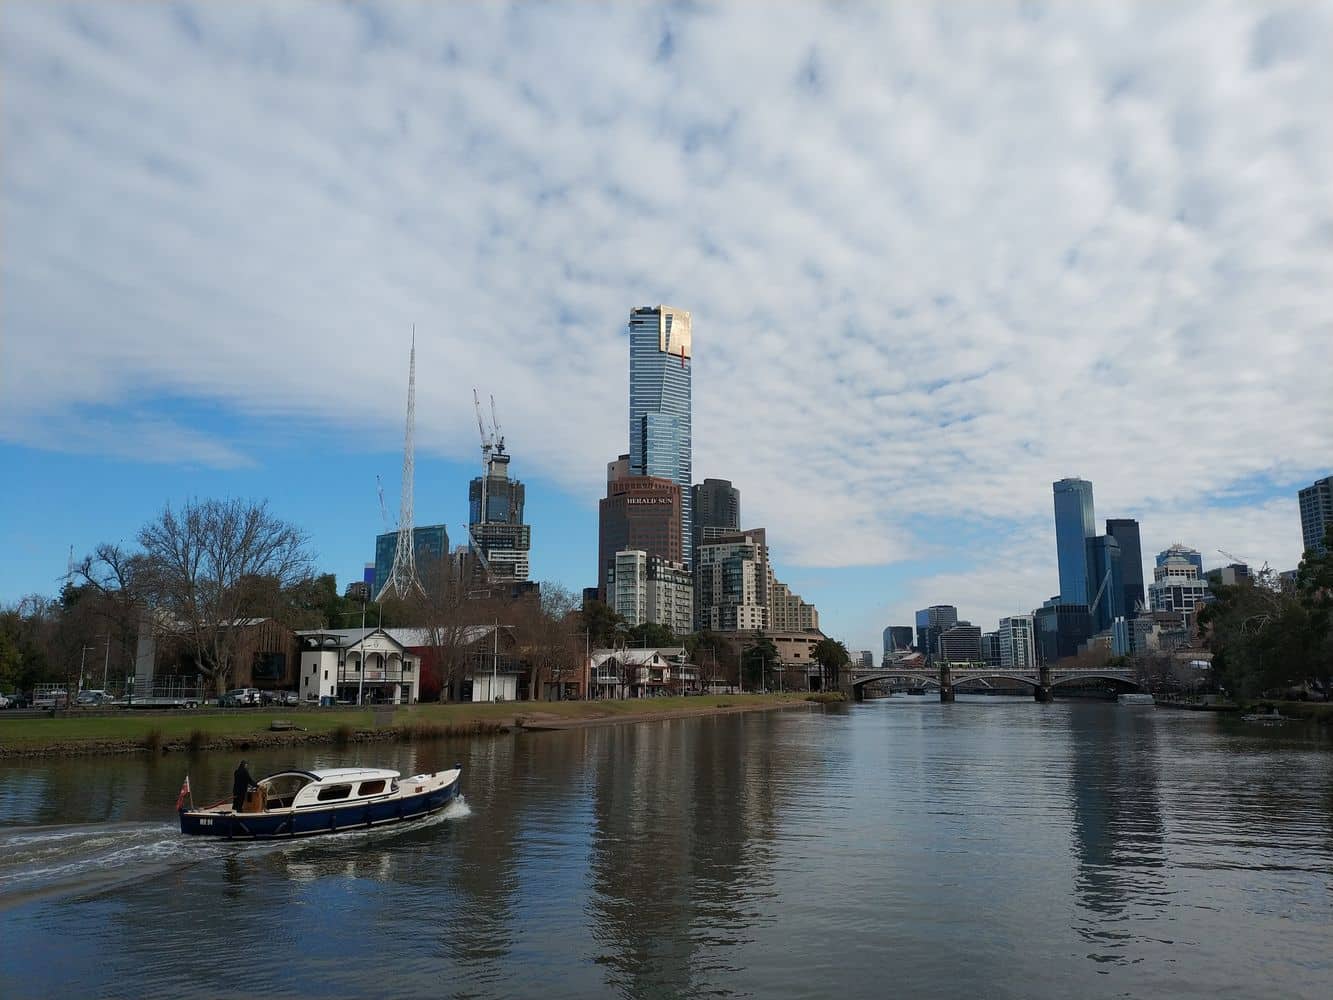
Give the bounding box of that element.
[316,784,352,801]
[324,670,329,680]
[357,779,386,796]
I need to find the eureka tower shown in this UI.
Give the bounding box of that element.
[628,305,693,564]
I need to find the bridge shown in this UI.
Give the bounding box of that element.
[849,663,1140,703]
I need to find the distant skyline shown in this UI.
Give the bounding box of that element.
[2,2,1331,652]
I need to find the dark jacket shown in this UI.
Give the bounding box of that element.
[233,764,257,799]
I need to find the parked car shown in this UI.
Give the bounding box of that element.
[6,692,31,709]
[276,690,300,706]
[0,693,11,709]
[219,688,261,707]
[75,690,112,706]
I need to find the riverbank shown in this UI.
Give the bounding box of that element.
[1155,698,1333,724]
[0,694,825,759]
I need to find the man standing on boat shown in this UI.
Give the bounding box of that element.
[233,760,258,812]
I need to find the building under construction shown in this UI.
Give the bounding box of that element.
[468,391,531,583]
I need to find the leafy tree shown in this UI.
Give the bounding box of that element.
[741,635,780,691]
[579,600,625,649]
[812,637,850,692]
[687,630,739,690]
[627,621,679,649]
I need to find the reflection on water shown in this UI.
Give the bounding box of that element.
[2,701,1331,999]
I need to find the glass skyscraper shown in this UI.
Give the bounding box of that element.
[629,306,693,563]
[1105,518,1145,617]
[1052,478,1096,605]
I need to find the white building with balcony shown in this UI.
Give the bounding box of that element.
[296,628,420,704]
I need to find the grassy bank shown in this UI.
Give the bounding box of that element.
[0,693,821,757]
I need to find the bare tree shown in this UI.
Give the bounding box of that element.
[516,583,580,701]
[138,498,312,693]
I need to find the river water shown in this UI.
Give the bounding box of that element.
[1,697,1330,999]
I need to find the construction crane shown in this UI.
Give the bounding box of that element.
[376,475,391,530]
[490,394,504,454]
[1217,548,1251,567]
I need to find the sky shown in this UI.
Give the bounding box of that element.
[2,1,1331,654]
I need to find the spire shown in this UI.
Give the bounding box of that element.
[377,327,425,601]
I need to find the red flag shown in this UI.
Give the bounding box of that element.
[175,775,191,812]
[680,345,686,368]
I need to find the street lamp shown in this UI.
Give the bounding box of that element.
[614,622,630,699]
[77,644,95,697]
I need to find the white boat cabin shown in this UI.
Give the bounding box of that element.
[256,768,402,811]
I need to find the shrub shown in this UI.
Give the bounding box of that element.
[332,725,354,747]
[142,728,163,752]
[186,729,208,753]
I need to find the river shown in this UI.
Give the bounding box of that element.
[1,697,1330,999]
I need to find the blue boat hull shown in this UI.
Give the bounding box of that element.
[179,776,460,839]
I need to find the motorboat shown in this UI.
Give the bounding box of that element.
[179,766,462,839]
[1117,693,1155,707]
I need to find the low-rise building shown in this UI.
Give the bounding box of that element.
[588,646,698,698]
[296,628,421,705]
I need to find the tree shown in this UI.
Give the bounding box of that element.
[742,635,779,691]
[627,621,678,649]
[687,630,739,691]
[516,583,581,701]
[579,600,625,649]
[137,498,313,693]
[812,637,850,692]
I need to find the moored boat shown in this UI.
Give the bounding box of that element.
[1117,693,1156,707]
[179,766,462,839]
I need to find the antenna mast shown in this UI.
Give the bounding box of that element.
[377,327,425,601]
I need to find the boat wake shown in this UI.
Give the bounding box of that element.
[0,796,472,908]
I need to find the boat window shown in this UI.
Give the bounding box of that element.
[357,779,386,796]
[316,784,353,801]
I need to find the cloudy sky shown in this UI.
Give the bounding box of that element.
[2,1,1330,652]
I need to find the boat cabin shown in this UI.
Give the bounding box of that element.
[243,768,401,812]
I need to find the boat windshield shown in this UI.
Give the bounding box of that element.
[261,773,314,809]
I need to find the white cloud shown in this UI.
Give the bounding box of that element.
[2,1,1331,647]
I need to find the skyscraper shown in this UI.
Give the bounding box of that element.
[1105,518,1146,618]
[597,467,683,601]
[1053,478,1096,605]
[629,306,693,562]
[1155,543,1203,577]
[915,605,958,662]
[468,440,531,582]
[1088,534,1124,633]
[373,524,449,597]
[1299,475,1333,557]
[692,478,740,565]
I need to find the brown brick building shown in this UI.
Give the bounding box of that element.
[597,458,682,601]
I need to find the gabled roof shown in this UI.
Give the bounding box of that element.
[294,627,410,653]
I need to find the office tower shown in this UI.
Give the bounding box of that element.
[1206,564,1251,587]
[1299,476,1333,556]
[467,439,531,582]
[937,622,982,663]
[629,306,693,562]
[1053,478,1096,604]
[1148,570,1211,630]
[1155,543,1203,577]
[1034,599,1092,664]
[1088,535,1125,633]
[373,524,449,597]
[999,615,1037,671]
[981,632,1002,668]
[597,471,683,601]
[915,605,958,662]
[692,478,740,565]
[883,626,913,657]
[1105,518,1146,617]
[696,530,769,631]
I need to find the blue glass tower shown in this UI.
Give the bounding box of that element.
[629,306,692,563]
[1088,534,1124,633]
[1053,478,1096,605]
